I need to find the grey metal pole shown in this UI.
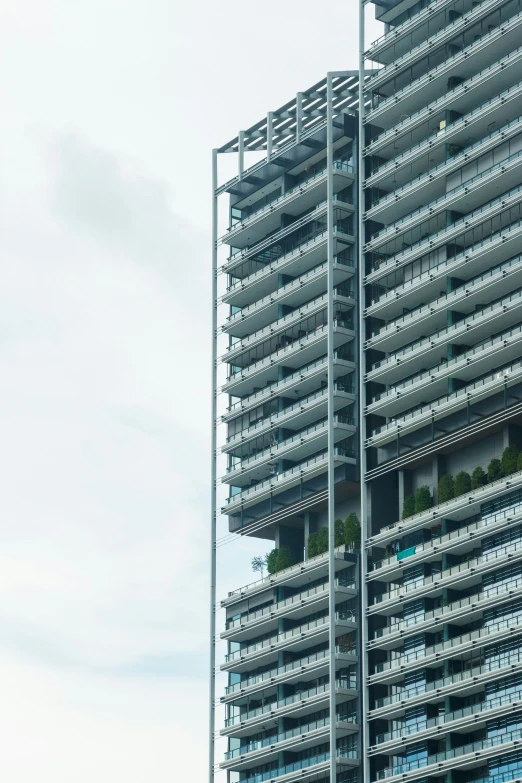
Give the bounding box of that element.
[358,8,371,783]
[209,148,218,783]
[326,72,337,783]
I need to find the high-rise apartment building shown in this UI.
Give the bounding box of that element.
[210,4,522,783]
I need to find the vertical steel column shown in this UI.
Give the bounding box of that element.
[238,130,245,179]
[358,8,370,783]
[326,72,337,783]
[209,148,218,783]
[296,92,303,142]
[267,112,274,162]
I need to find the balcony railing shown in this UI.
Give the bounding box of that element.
[225,256,353,326]
[224,445,357,508]
[369,358,522,444]
[224,611,356,663]
[365,40,522,151]
[369,322,522,409]
[244,746,357,783]
[375,687,522,745]
[366,0,442,56]
[366,76,522,186]
[223,643,355,696]
[367,115,522,221]
[368,0,503,91]
[373,611,522,676]
[373,648,522,710]
[225,383,354,447]
[224,712,356,760]
[375,726,522,780]
[373,538,522,608]
[369,286,522,375]
[368,146,522,254]
[224,159,354,237]
[227,414,355,476]
[226,317,354,385]
[366,8,522,122]
[224,675,357,727]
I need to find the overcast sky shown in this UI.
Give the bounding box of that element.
[0,2,379,780]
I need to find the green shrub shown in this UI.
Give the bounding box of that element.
[335,519,344,548]
[471,466,487,490]
[518,451,522,472]
[316,526,329,554]
[401,495,415,519]
[454,471,471,497]
[344,512,361,548]
[307,532,318,558]
[488,458,502,483]
[501,445,519,477]
[266,549,278,574]
[414,486,432,514]
[438,475,454,504]
[275,546,294,572]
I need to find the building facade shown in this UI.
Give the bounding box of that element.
[210,3,522,783]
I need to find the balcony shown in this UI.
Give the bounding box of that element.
[366,149,522,257]
[365,10,522,129]
[222,675,358,736]
[367,0,506,93]
[366,0,454,64]
[224,290,354,365]
[365,116,522,226]
[369,538,522,612]
[223,444,357,515]
[223,349,354,423]
[366,287,522,385]
[223,319,354,399]
[366,323,522,419]
[372,687,522,754]
[223,257,354,339]
[374,726,522,783]
[364,78,522,191]
[365,42,522,157]
[368,469,522,549]
[222,545,357,607]
[223,415,356,488]
[240,746,357,783]
[221,610,357,673]
[223,383,355,456]
[220,160,354,249]
[222,714,357,770]
[367,357,522,449]
[370,574,522,650]
[222,576,356,641]
[369,612,522,685]
[365,218,522,321]
[221,645,356,704]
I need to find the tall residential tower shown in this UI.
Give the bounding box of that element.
[210,4,522,783]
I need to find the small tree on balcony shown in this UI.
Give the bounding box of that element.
[454,470,471,497]
[402,495,415,519]
[317,526,329,554]
[501,445,519,477]
[335,519,344,548]
[487,458,502,483]
[518,451,522,472]
[251,555,267,579]
[471,466,487,490]
[307,532,318,558]
[438,475,454,504]
[414,486,432,514]
[266,548,278,575]
[344,513,361,549]
[275,546,294,572]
